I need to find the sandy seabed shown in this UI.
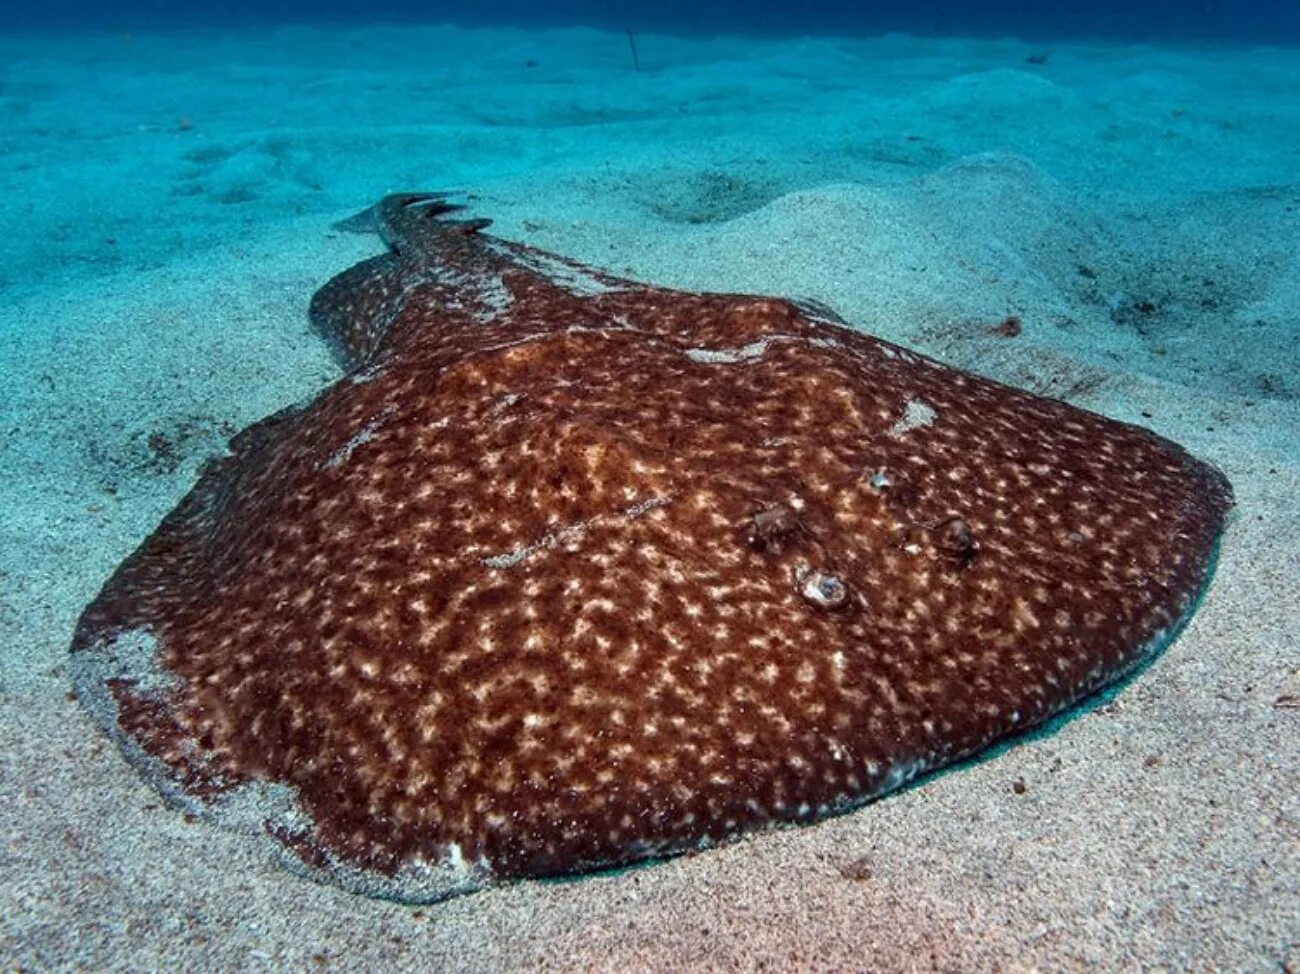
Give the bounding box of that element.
[0,23,1297,972]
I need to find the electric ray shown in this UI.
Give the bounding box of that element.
[71,193,1232,902]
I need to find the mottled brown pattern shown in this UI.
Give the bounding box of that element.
[70,194,1232,901]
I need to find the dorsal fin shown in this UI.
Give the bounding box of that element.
[374,193,493,255]
[310,194,497,370]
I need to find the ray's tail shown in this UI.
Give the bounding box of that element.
[309,193,496,369]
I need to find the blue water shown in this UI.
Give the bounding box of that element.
[5,0,1300,42]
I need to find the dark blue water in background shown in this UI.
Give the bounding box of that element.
[3,0,1299,43]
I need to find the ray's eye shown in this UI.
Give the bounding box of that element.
[817,576,846,601]
[794,561,851,611]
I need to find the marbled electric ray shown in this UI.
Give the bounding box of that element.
[71,194,1232,901]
